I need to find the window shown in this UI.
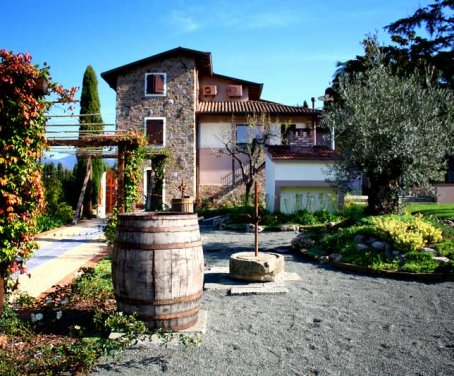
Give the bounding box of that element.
[236,124,264,144]
[145,73,166,96]
[145,118,165,146]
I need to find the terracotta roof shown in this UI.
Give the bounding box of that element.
[266,145,336,161]
[197,100,320,115]
[102,47,212,90]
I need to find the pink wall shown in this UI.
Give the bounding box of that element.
[436,184,454,203]
[199,76,249,102]
[199,148,232,185]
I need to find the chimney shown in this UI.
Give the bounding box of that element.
[311,97,316,146]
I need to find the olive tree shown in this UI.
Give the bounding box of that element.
[325,42,454,214]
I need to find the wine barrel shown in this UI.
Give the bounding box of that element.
[171,197,194,213]
[112,212,204,331]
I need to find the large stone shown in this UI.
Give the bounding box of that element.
[245,223,264,233]
[420,247,438,255]
[433,256,450,263]
[371,241,387,251]
[356,243,368,251]
[291,233,315,249]
[229,252,285,282]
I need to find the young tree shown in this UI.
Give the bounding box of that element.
[75,65,105,215]
[220,114,281,205]
[325,41,454,214]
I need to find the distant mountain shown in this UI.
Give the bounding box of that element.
[42,154,77,169]
[42,154,116,169]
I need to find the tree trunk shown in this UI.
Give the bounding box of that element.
[367,177,401,215]
[244,181,253,206]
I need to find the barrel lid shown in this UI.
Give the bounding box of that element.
[117,211,198,220]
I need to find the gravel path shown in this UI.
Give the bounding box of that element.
[93,229,454,376]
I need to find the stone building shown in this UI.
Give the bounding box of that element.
[102,47,331,209]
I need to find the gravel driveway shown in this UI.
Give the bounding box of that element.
[93,229,454,376]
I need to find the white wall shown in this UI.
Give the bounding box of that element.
[280,186,336,214]
[199,122,232,148]
[274,160,334,181]
[265,154,276,212]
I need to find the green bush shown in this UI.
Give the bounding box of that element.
[400,251,439,273]
[436,240,454,259]
[35,214,64,232]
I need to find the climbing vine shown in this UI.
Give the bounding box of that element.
[0,50,76,306]
[104,132,172,245]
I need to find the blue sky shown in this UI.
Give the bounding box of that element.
[1,0,432,125]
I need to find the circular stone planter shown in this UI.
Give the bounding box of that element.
[229,252,285,282]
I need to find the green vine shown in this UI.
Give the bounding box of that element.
[0,50,76,284]
[104,134,172,245]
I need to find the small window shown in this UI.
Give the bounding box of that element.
[145,118,165,146]
[145,73,166,96]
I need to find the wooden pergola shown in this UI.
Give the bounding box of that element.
[45,115,142,222]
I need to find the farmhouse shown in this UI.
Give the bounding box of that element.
[102,47,337,211]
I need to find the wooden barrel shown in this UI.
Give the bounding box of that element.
[171,197,194,213]
[112,212,204,331]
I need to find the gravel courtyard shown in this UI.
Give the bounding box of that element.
[93,229,454,376]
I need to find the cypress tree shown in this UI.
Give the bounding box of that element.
[76,65,105,214]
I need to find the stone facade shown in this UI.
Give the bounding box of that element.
[115,57,197,203]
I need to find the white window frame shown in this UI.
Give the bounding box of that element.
[144,72,167,97]
[144,117,166,147]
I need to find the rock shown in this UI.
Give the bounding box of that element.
[365,236,378,244]
[319,256,330,264]
[420,247,437,255]
[433,256,450,263]
[245,223,264,233]
[384,248,394,259]
[356,243,368,251]
[371,241,387,251]
[280,224,299,232]
[291,233,315,249]
[353,235,365,243]
[326,221,338,229]
[329,253,342,263]
[445,219,454,228]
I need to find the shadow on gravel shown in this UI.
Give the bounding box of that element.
[95,357,169,373]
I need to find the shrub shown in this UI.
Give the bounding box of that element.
[400,251,439,273]
[436,240,454,259]
[370,216,442,252]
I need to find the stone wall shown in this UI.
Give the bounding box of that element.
[115,57,197,204]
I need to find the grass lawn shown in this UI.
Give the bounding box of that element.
[405,203,454,220]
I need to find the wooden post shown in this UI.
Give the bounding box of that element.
[117,144,126,213]
[254,181,259,257]
[72,157,92,224]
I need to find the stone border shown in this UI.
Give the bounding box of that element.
[297,250,454,282]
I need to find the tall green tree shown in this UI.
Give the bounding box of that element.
[334,1,453,88]
[75,65,105,213]
[325,41,454,214]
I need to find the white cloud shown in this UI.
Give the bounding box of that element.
[170,11,199,33]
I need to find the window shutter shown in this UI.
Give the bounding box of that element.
[146,74,154,95]
[154,74,164,94]
[146,119,164,145]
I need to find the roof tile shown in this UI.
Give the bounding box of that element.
[197,100,320,115]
